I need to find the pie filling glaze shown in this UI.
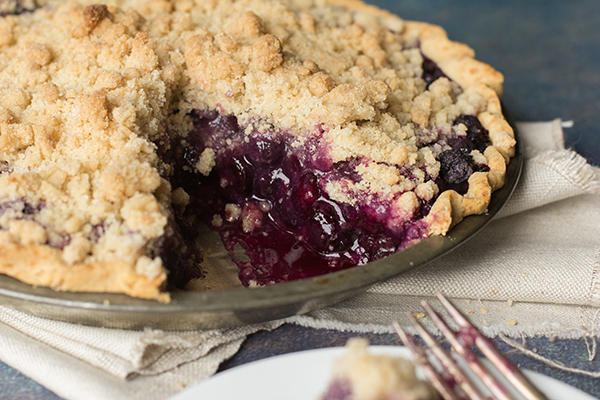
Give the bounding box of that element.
[176,110,431,285]
[0,0,515,300]
[172,102,491,286]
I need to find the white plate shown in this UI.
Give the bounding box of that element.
[168,346,596,400]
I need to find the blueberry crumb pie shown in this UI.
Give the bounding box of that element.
[0,0,515,301]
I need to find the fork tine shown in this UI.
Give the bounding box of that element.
[405,312,487,400]
[422,299,514,400]
[392,321,461,400]
[436,292,549,400]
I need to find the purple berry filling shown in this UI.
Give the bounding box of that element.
[0,199,43,217]
[0,199,70,249]
[434,115,491,195]
[0,161,11,175]
[422,58,492,193]
[147,214,204,288]
[0,0,40,17]
[321,378,353,400]
[450,114,491,153]
[422,54,447,87]
[171,111,432,286]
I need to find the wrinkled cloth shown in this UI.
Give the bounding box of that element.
[0,119,599,400]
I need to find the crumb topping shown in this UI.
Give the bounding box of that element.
[0,3,173,282]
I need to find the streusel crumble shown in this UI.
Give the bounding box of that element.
[0,0,515,300]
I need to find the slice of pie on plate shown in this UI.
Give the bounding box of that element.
[321,339,436,400]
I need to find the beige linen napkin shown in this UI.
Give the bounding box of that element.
[0,119,598,400]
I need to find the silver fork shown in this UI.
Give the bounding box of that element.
[393,292,549,400]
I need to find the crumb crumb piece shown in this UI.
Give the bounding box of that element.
[178,381,186,388]
[468,310,474,314]
[211,214,223,227]
[83,4,108,31]
[480,308,488,314]
[507,299,514,307]
[62,236,92,265]
[241,202,263,233]
[507,318,517,326]
[103,299,110,306]
[412,312,425,318]
[172,187,190,207]
[251,34,283,72]
[135,256,163,279]
[196,148,216,176]
[533,348,537,353]
[224,203,241,222]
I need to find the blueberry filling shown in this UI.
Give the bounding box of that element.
[321,378,353,400]
[146,214,204,288]
[171,111,432,286]
[0,199,44,217]
[0,161,10,175]
[422,54,447,87]
[0,199,70,249]
[450,114,490,153]
[436,115,491,194]
[0,0,40,17]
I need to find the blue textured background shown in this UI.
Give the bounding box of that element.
[1,1,599,399]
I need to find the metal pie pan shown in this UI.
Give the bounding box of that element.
[0,117,522,330]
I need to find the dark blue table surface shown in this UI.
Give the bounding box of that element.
[2,1,600,399]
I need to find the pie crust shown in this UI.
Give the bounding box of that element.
[0,0,515,301]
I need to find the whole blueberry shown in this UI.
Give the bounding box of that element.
[452,114,490,152]
[439,149,474,185]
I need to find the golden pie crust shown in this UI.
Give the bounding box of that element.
[0,0,515,301]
